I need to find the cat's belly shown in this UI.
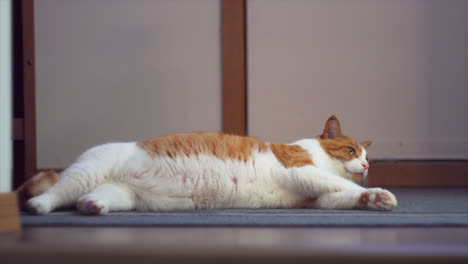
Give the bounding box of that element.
[119,153,301,211]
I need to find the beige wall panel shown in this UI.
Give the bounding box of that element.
[248,0,468,159]
[35,0,221,168]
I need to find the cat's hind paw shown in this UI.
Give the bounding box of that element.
[358,188,397,211]
[26,195,52,215]
[77,195,109,215]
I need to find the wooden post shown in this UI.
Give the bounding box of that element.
[13,0,37,189]
[222,0,247,135]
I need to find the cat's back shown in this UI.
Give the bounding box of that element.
[77,141,140,164]
[136,132,269,162]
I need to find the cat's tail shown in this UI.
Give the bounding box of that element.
[16,171,59,209]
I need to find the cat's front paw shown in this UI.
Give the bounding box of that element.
[357,188,397,211]
[26,195,52,215]
[77,195,109,215]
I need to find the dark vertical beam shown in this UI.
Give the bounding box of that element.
[222,0,247,135]
[12,0,25,189]
[12,0,36,188]
[21,0,37,180]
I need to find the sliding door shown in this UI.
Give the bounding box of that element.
[35,0,222,169]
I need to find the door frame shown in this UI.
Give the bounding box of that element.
[13,0,36,188]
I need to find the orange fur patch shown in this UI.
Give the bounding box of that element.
[319,136,363,161]
[352,173,364,183]
[16,170,59,207]
[137,132,268,162]
[355,192,370,209]
[269,144,314,168]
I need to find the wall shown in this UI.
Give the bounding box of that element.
[35,0,222,168]
[248,0,468,159]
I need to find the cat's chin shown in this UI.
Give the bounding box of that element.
[352,173,364,183]
[350,169,369,183]
[352,172,368,184]
[346,168,365,176]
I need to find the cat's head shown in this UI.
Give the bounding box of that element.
[318,115,372,181]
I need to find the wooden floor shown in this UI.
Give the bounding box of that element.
[1,227,468,263]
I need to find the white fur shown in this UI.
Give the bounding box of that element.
[27,138,396,214]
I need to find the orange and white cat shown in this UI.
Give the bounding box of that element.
[21,116,397,215]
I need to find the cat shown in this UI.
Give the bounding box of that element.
[21,115,397,215]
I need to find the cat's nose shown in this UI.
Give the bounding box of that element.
[362,162,369,169]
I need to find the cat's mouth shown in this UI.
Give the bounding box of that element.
[347,168,366,175]
[351,170,368,183]
[347,169,368,178]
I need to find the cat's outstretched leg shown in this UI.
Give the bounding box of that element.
[288,165,365,196]
[287,165,397,210]
[313,188,397,210]
[77,183,136,215]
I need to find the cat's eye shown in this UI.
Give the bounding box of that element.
[347,147,355,154]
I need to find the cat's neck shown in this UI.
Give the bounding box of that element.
[292,138,350,178]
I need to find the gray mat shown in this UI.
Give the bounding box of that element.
[21,188,468,227]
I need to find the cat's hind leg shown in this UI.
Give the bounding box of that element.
[77,183,136,215]
[26,164,109,214]
[27,143,133,214]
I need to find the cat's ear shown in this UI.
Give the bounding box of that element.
[361,140,372,149]
[321,115,343,139]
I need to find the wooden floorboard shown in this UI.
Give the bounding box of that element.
[1,227,467,263]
